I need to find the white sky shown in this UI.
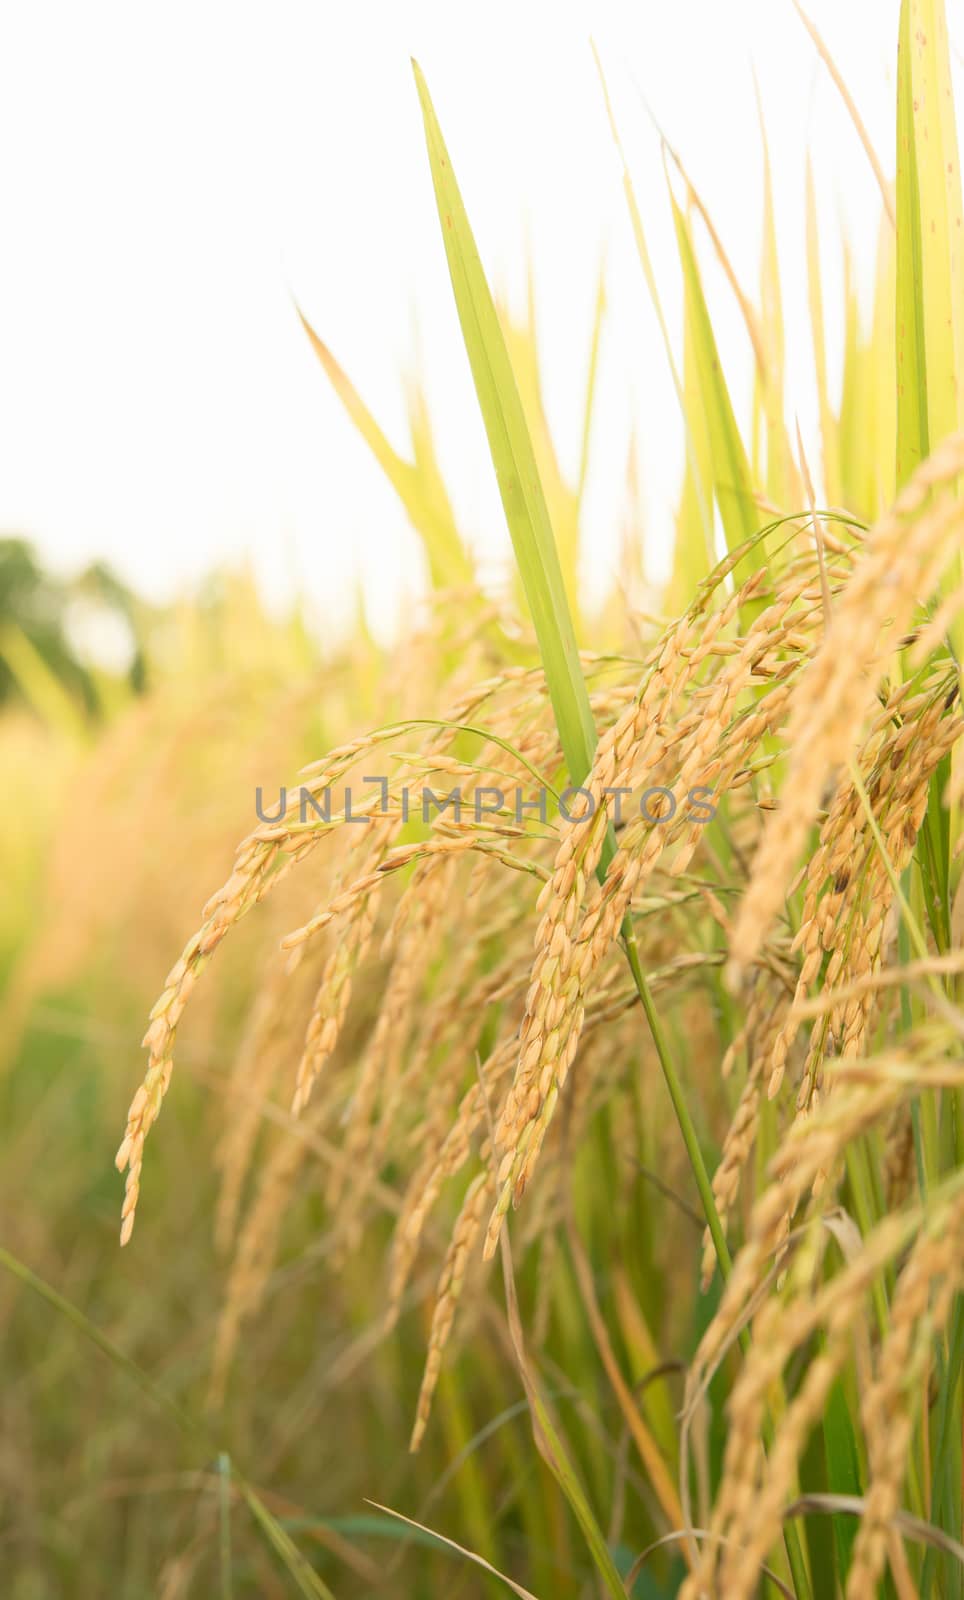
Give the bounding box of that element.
[0,0,942,642]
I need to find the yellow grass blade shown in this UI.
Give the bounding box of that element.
[660,107,799,516]
[793,0,896,230]
[592,45,714,593]
[0,622,89,743]
[838,245,868,518]
[755,90,797,510]
[364,1501,541,1599]
[663,139,766,383]
[867,215,898,519]
[667,307,716,617]
[298,310,474,591]
[577,265,607,509]
[499,268,584,629]
[806,158,841,506]
[669,191,762,563]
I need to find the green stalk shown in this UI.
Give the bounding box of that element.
[219,1453,235,1600]
[621,920,731,1278]
[922,1299,964,1598]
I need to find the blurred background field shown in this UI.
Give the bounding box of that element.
[0,533,701,1598]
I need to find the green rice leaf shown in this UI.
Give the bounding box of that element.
[805,159,840,508]
[755,92,796,510]
[667,303,716,617]
[896,0,964,486]
[499,266,588,631]
[838,247,872,521]
[867,215,898,520]
[896,0,963,917]
[896,0,931,486]
[591,46,714,599]
[411,61,596,788]
[498,1226,630,1600]
[822,1380,862,1584]
[668,193,763,565]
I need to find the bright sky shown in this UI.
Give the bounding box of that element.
[0,0,938,641]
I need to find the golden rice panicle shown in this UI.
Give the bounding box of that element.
[214,944,327,1252]
[116,727,402,1244]
[390,895,529,1165]
[694,1207,911,1600]
[846,1188,964,1598]
[483,574,764,1260]
[290,891,381,1118]
[409,1169,494,1452]
[215,830,437,1325]
[882,1102,915,1210]
[685,1051,964,1597]
[493,564,806,1250]
[363,867,525,1198]
[215,813,432,1300]
[209,1123,310,1404]
[729,432,964,979]
[388,1038,516,1322]
[764,672,961,1110]
[766,767,865,1102]
[688,1060,914,1405]
[118,664,525,1247]
[331,854,456,1232]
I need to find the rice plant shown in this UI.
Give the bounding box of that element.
[3,2,964,1597]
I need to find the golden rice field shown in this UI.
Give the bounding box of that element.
[3,4,964,1596]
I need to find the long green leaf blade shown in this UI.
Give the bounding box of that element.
[896,0,963,917]
[669,194,763,564]
[896,0,931,486]
[411,61,596,788]
[896,0,964,481]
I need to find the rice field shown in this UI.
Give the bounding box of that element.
[3,4,964,1596]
